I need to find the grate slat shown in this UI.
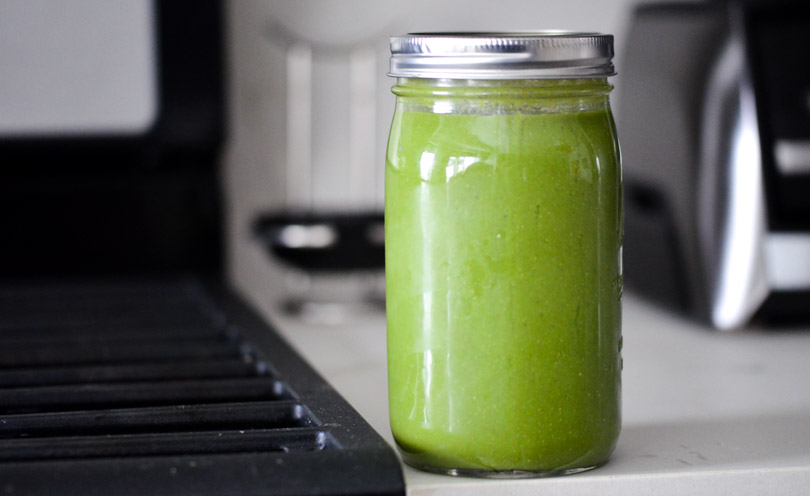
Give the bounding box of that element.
[0,377,290,414]
[0,359,264,388]
[0,428,332,461]
[0,401,312,438]
[0,340,249,368]
[0,305,223,331]
[0,325,236,346]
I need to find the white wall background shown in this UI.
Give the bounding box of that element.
[0,0,156,136]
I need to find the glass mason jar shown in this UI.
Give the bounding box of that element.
[384,33,623,478]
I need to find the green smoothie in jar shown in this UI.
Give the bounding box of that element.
[385,33,622,478]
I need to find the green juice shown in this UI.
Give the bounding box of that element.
[385,78,622,474]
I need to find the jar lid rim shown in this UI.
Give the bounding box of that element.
[389,32,615,79]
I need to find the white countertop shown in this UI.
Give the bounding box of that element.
[238,282,810,495]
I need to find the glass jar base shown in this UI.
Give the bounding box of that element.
[402,458,603,479]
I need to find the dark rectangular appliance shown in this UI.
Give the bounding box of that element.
[620,0,810,329]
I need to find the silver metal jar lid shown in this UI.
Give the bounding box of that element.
[389,32,615,79]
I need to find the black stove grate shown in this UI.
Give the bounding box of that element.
[0,279,403,495]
